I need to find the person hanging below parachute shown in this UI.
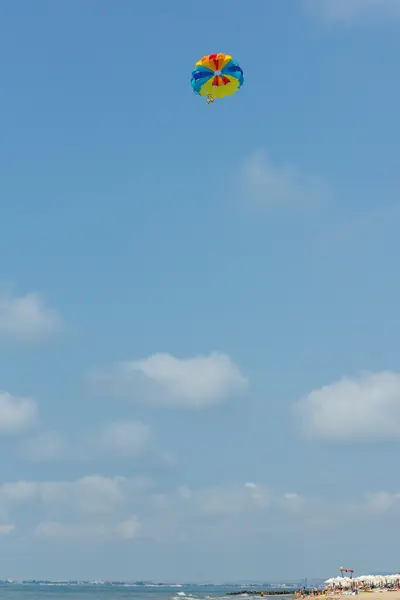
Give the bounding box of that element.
[191,53,244,104]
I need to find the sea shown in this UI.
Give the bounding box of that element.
[0,585,296,600]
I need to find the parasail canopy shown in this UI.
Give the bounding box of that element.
[191,53,244,103]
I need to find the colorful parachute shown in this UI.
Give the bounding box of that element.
[191,53,244,104]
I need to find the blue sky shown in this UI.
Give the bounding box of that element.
[1,0,400,582]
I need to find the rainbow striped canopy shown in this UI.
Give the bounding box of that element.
[191,53,244,101]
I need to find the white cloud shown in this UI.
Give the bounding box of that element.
[2,473,400,546]
[0,392,37,435]
[88,420,151,457]
[304,0,400,23]
[295,371,400,440]
[242,151,328,207]
[89,352,248,408]
[0,291,62,341]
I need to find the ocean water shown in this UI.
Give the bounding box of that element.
[0,585,293,600]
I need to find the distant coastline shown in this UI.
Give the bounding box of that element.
[0,581,306,588]
[0,581,179,586]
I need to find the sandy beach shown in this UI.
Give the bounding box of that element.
[358,595,400,599]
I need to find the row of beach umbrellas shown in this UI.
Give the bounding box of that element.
[325,575,400,589]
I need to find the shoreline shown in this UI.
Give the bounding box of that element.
[227,592,297,596]
[227,592,400,598]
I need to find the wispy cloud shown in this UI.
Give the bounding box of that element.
[20,431,70,461]
[304,0,400,24]
[0,475,150,522]
[242,151,328,208]
[34,515,141,540]
[1,471,400,545]
[86,420,152,458]
[21,420,153,462]
[0,524,15,535]
[0,477,310,542]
